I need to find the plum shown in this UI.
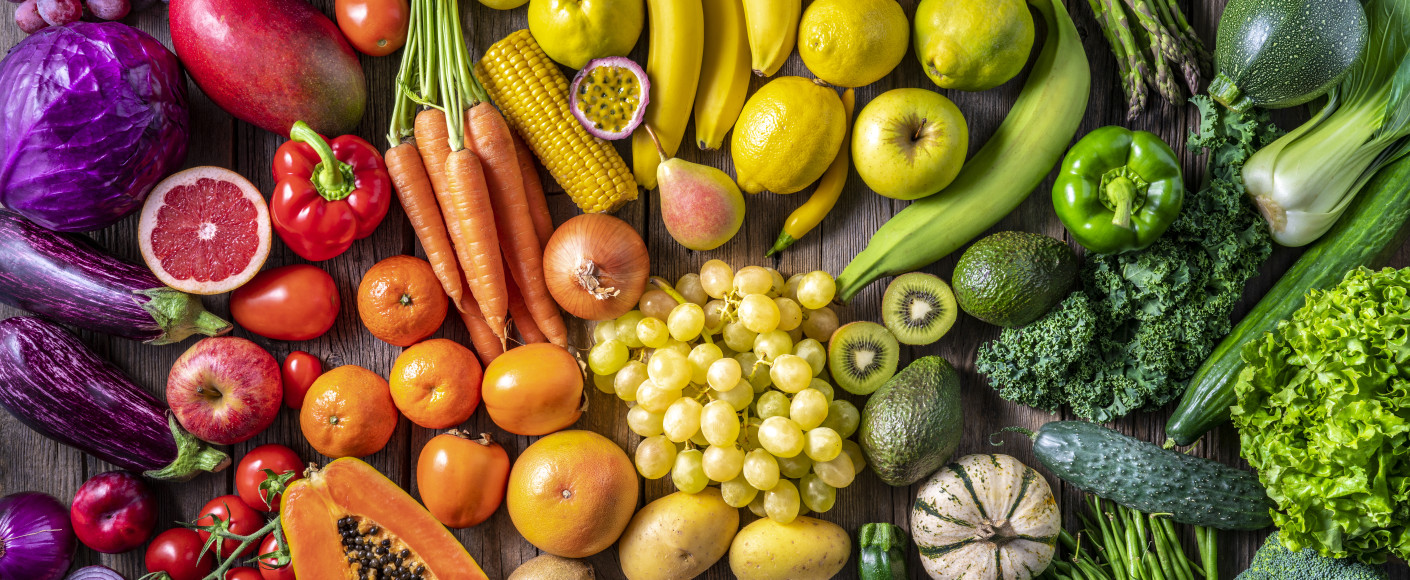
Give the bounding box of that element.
[70,471,158,554]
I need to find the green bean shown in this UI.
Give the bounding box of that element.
[1148,515,1181,580]
[1122,508,1144,580]
[1143,550,1167,580]
[1159,517,1195,580]
[1076,557,1115,580]
[1196,526,1218,580]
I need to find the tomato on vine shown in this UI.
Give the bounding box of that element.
[235,444,303,512]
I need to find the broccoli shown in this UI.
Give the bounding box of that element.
[1236,532,1388,580]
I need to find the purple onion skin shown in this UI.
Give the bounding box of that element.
[0,316,177,471]
[0,211,231,344]
[0,492,76,580]
[67,565,127,579]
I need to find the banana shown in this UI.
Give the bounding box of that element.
[693,0,751,150]
[632,0,705,190]
[741,0,801,77]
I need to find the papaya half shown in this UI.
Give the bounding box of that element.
[281,457,487,580]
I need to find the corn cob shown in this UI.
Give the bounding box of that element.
[475,30,639,213]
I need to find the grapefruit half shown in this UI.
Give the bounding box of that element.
[139,167,272,295]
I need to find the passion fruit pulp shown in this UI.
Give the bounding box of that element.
[569,57,649,141]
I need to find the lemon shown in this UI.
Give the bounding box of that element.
[731,77,847,195]
[797,0,909,88]
[527,0,644,70]
[479,0,528,8]
[914,0,1034,91]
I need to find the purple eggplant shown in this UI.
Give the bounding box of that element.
[0,316,228,480]
[0,210,230,344]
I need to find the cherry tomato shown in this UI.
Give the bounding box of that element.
[145,528,215,580]
[281,351,323,409]
[335,0,409,57]
[231,265,340,341]
[257,532,296,580]
[226,567,264,580]
[195,495,266,558]
[236,444,304,512]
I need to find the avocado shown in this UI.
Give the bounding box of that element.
[859,356,963,487]
[951,231,1078,327]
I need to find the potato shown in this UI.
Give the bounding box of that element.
[728,516,850,580]
[507,554,595,580]
[618,488,740,580]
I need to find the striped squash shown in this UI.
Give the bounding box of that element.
[911,454,1060,580]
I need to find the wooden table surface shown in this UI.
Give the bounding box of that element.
[3,0,1407,578]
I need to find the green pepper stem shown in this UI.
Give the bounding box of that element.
[1107,176,1137,229]
[290,121,354,201]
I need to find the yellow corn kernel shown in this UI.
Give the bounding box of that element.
[475,30,639,214]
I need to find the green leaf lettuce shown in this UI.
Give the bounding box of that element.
[1232,266,1410,563]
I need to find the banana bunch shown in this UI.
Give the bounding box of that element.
[632,0,705,190]
[742,0,801,77]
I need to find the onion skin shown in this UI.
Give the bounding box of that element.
[0,492,76,580]
[543,214,650,321]
[66,566,127,580]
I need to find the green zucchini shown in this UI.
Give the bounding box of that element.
[1027,421,1274,530]
[1208,0,1366,112]
[1165,155,1410,446]
[833,0,1089,303]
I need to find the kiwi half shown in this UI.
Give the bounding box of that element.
[881,272,958,346]
[827,321,899,395]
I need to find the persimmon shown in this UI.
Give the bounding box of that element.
[389,339,482,429]
[416,431,509,529]
[299,365,398,458]
[357,255,449,347]
[481,343,583,435]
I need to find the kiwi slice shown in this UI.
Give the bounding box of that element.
[881,272,958,346]
[827,321,899,395]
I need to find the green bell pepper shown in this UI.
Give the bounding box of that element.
[1053,126,1184,254]
[858,522,908,580]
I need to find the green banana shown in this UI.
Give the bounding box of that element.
[835,0,1090,303]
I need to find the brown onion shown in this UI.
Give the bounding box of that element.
[543,214,650,321]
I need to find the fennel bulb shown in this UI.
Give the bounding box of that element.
[1242,0,1410,247]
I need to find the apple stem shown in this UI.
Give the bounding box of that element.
[645,125,670,164]
[913,119,928,142]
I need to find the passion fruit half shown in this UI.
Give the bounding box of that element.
[569,57,649,141]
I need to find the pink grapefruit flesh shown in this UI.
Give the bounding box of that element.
[139,167,271,295]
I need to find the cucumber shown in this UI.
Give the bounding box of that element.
[1208,0,1366,112]
[1165,155,1410,446]
[1027,421,1273,530]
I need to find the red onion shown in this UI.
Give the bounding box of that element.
[67,565,127,579]
[0,492,76,580]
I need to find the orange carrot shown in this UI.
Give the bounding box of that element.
[504,262,547,344]
[457,291,504,366]
[415,109,508,337]
[511,131,555,250]
[466,104,568,348]
[385,142,467,312]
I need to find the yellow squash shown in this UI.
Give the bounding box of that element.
[631,0,705,190]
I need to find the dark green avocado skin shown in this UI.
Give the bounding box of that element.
[952,231,1078,328]
[859,356,963,487]
[1033,421,1274,530]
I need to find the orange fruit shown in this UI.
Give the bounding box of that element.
[389,339,483,429]
[481,343,583,435]
[506,430,638,558]
[357,255,449,347]
[300,365,399,458]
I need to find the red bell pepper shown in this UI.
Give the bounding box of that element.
[271,121,392,261]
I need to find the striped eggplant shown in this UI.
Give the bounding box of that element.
[0,210,230,344]
[0,316,229,480]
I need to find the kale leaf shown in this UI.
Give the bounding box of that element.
[975,96,1281,422]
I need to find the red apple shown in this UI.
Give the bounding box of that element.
[167,337,281,445]
[70,471,157,554]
